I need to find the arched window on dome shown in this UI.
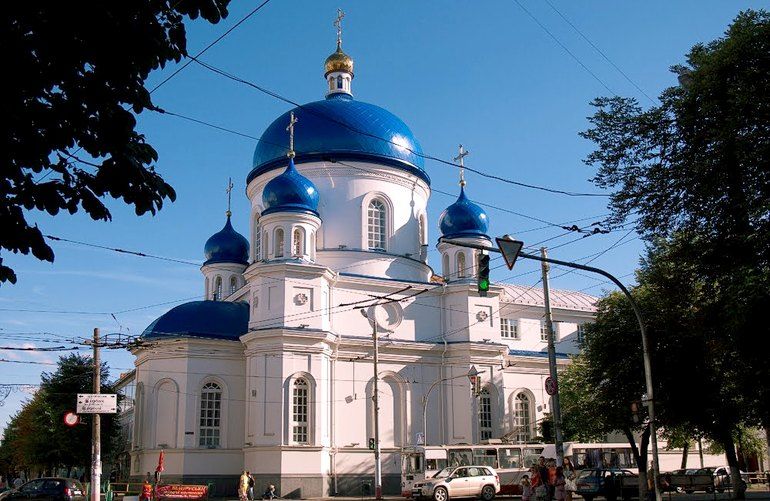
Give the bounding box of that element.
[254,220,261,262]
[456,252,467,279]
[263,230,269,261]
[229,276,238,295]
[292,227,305,257]
[274,228,285,258]
[368,199,387,251]
[442,253,450,280]
[336,75,343,89]
[213,276,222,301]
[199,382,222,448]
[418,214,427,246]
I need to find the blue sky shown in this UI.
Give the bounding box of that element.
[2,0,767,429]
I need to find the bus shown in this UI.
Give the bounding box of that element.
[540,443,639,473]
[401,444,546,497]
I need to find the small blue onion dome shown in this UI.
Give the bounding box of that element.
[248,94,429,185]
[142,301,249,341]
[261,157,320,216]
[438,186,490,240]
[203,215,250,266]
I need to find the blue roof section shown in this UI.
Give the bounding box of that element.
[438,186,490,240]
[508,349,571,359]
[203,216,250,266]
[262,157,320,216]
[248,94,429,185]
[142,301,249,341]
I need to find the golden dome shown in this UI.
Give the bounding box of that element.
[324,45,354,76]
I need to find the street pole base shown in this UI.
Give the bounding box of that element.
[375,486,382,499]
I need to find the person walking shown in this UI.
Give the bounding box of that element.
[554,467,566,501]
[140,479,153,501]
[562,457,576,501]
[546,458,557,501]
[262,484,277,500]
[520,474,532,501]
[238,471,249,501]
[247,472,255,501]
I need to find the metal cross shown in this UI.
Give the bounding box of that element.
[225,177,234,216]
[286,111,298,158]
[334,9,345,48]
[453,144,469,186]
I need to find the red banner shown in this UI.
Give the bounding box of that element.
[155,484,208,500]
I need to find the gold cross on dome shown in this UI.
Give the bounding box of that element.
[334,9,345,48]
[286,111,299,158]
[225,177,234,216]
[453,144,469,186]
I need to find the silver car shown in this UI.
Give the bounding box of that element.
[414,466,501,501]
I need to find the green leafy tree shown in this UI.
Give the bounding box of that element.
[580,10,770,498]
[2,0,231,284]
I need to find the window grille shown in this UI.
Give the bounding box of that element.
[199,382,222,447]
[292,378,309,444]
[367,200,386,250]
[514,393,531,443]
[479,388,492,440]
[500,318,519,339]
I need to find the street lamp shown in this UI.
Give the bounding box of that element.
[422,366,479,446]
[441,235,663,501]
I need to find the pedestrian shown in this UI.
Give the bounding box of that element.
[238,471,249,501]
[562,457,576,501]
[140,478,153,501]
[247,472,255,501]
[531,467,547,501]
[262,484,277,500]
[13,477,24,489]
[646,463,655,501]
[547,458,557,501]
[554,467,566,501]
[520,474,532,501]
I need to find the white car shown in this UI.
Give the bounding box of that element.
[712,466,748,492]
[414,465,501,501]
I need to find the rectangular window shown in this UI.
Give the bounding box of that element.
[292,381,309,444]
[498,447,522,469]
[500,318,519,339]
[540,321,549,342]
[472,448,497,468]
[577,324,586,342]
[199,387,221,448]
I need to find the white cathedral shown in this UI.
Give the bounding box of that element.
[126,24,598,497]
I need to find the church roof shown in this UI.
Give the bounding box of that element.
[499,284,598,312]
[203,215,249,266]
[262,157,320,216]
[438,186,490,240]
[142,301,249,341]
[248,94,428,185]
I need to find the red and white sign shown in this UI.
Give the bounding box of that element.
[63,411,80,427]
[544,376,558,396]
[155,485,208,500]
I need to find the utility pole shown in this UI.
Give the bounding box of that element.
[371,315,382,500]
[540,248,564,464]
[91,328,101,501]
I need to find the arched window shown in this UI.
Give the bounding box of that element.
[199,382,222,447]
[479,388,493,440]
[442,253,450,279]
[292,227,305,257]
[514,393,532,443]
[254,223,261,261]
[337,75,343,89]
[213,276,222,301]
[229,276,238,295]
[274,228,285,258]
[263,230,269,261]
[291,378,309,444]
[457,252,467,278]
[367,199,387,250]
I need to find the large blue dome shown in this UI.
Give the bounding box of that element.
[438,187,490,240]
[203,216,249,266]
[248,94,429,185]
[262,157,320,216]
[142,301,249,341]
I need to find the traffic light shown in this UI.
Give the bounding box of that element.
[368,438,375,450]
[478,253,490,296]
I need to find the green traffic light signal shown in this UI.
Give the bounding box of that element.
[368,438,375,450]
[478,254,491,296]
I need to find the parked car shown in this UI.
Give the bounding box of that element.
[712,466,748,493]
[413,465,501,501]
[0,478,85,501]
[574,468,639,501]
[663,468,716,494]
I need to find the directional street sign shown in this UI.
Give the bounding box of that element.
[76,393,117,414]
[496,236,524,270]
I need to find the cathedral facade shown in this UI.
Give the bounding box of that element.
[128,31,596,497]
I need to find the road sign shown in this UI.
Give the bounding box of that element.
[77,393,117,414]
[544,376,558,396]
[415,432,425,445]
[63,411,80,427]
[496,236,524,270]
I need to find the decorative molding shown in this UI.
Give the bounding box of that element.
[476,310,489,322]
[294,292,309,305]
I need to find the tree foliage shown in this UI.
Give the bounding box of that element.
[0,354,121,479]
[578,11,770,498]
[2,0,231,284]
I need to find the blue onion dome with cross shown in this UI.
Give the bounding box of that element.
[203,179,250,266]
[247,10,429,186]
[438,146,490,240]
[261,112,320,216]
